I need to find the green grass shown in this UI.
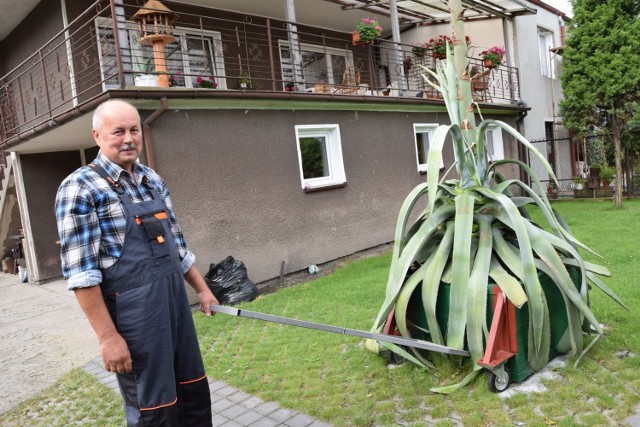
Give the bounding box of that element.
[1,199,638,426]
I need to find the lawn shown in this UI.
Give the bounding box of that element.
[1,199,638,426]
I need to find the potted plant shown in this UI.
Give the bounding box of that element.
[353,17,382,45]
[469,65,488,91]
[239,71,253,89]
[572,175,586,191]
[133,52,158,87]
[428,35,452,60]
[195,76,218,89]
[547,179,558,198]
[284,80,295,91]
[589,162,601,178]
[365,42,624,393]
[599,165,615,187]
[480,46,506,69]
[412,42,428,57]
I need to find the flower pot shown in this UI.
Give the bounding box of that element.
[433,52,446,60]
[472,80,489,91]
[4,258,16,275]
[352,31,373,46]
[483,59,497,69]
[134,74,158,87]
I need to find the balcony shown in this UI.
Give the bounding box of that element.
[0,0,521,147]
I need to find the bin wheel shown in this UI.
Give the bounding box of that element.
[380,348,406,365]
[487,367,511,393]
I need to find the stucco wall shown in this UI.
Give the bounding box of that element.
[146,107,519,284]
[0,0,62,72]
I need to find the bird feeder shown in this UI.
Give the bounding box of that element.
[131,0,178,87]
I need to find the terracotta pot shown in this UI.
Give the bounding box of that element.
[352,32,372,46]
[433,52,446,60]
[472,80,489,91]
[4,258,15,275]
[483,59,497,69]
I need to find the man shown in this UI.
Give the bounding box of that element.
[55,99,218,426]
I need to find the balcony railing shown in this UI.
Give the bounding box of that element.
[0,0,521,146]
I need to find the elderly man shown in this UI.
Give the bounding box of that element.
[55,99,218,426]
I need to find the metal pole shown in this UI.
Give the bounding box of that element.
[389,0,405,95]
[284,0,304,90]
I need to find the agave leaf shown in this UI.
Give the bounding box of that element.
[427,125,453,213]
[430,369,481,394]
[480,119,558,185]
[392,182,429,260]
[421,221,455,346]
[525,239,602,346]
[527,290,551,371]
[466,215,493,363]
[393,260,439,367]
[586,271,629,311]
[561,258,611,277]
[447,193,475,350]
[378,341,434,369]
[372,204,456,331]
[532,257,582,355]
[488,256,528,308]
[477,187,545,354]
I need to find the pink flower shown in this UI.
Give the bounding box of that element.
[374,25,382,31]
[196,77,203,84]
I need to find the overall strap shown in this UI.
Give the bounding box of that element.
[88,163,125,195]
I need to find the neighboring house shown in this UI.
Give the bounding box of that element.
[1,0,561,291]
[399,0,573,189]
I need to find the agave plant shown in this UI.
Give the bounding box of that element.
[366,3,626,393]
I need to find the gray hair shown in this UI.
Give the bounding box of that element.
[92,100,140,130]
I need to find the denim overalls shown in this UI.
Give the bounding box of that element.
[90,164,212,426]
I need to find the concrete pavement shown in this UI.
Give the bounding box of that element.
[0,272,332,426]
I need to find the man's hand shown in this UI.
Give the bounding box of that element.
[197,288,219,316]
[184,265,220,316]
[100,333,132,373]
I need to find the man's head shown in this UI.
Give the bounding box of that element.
[92,100,142,173]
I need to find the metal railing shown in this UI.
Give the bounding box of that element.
[0,0,521,145]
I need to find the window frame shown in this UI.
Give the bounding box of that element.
[485,125,505,162]
[278,41,354,90]
[96,18,226,89]
[413,123,443,173]
[538,28,555,79]
[294,124,346,191]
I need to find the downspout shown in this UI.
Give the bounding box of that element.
[142,97,168,170]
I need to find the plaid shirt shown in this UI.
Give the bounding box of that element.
[55,151,195,290]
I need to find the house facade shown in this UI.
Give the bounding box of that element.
[1,0,560,291]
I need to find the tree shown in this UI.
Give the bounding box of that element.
[561,0,640,207]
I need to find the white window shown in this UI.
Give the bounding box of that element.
[279,41,353,91]
[96,19,226,89]
[413,124,443,172]
[485,125,504,162]
[295,125,346,190]
[538,29,555,78]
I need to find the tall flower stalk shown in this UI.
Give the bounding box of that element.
[366,0,626,393]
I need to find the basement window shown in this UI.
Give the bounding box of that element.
[295,125,346,191]
[485,125,505,162]
[413,124,443,173]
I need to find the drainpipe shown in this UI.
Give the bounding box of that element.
[142,97,168,170]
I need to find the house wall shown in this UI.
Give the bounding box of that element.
[0,0,63,72]
[146,106,519,285]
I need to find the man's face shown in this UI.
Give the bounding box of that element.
[92,102,142,172]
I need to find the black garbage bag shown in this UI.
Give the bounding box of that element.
[204,256,258,305]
